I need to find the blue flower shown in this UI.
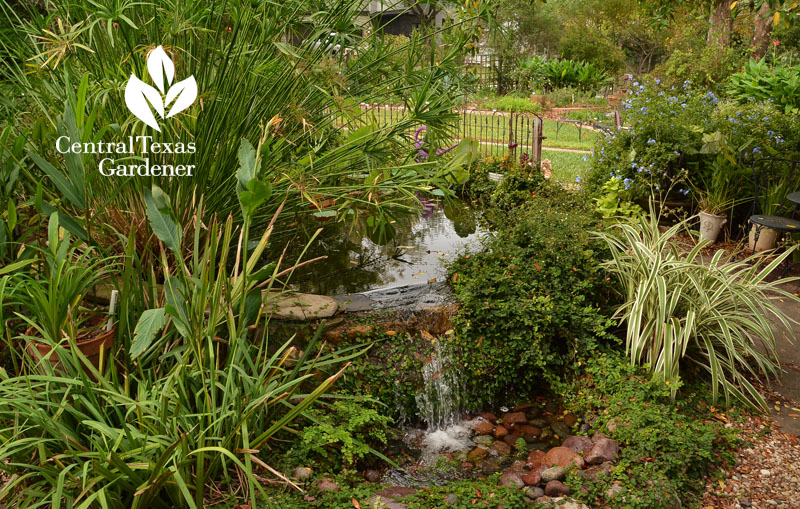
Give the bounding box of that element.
[640,107,649,113]
[753,147,761,154]
[633,81,639,87]
[655,78,661,85]
[576,176,582,183]
[680,188,689,196]
[623,178,631,189]
[647,138,656,144]
[582,155,587,162]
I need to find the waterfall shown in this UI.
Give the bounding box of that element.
[414,337,473,462]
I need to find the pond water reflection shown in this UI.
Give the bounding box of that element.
[283,200,487,296]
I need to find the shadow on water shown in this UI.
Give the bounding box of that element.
[278,198,487,300]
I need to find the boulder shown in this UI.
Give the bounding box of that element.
[316,477,340,492]
[468,446,489,461]
[563,413,578,427]
[364,469,381,483]
[522,470,542,485]
[526,450,546,470]
[544,480,571,497]
[503,412,528,425]
[581,461,613,481]
[479,412,498,423]
[585,438,619,465]
[542,446,585,469]
[606,482,625,498]
[293,466,312,481]
[541,466,566,483]
[474,435,494,446]
[551,421,571,439]
[499,472,525,489]
[269,292,338,320]
[561,436,593,454]
[517,425,541,437]
[490,441,512,456]
[494,425,509,439]
[503,434,522,447]
[473,420,494,435]
[524,486,545,499]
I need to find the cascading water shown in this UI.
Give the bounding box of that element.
[413,337,476,464]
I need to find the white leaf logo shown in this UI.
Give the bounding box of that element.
[124,45,197,131]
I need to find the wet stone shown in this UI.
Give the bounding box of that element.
[541,466,566,483]
[544,480,571,497]
[551,421,571,439]
[499,472,525,489]
[524,486,545,499]
[490,440,512,456]
[473,435,494,446]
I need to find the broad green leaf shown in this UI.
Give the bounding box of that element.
[130,308,167,359]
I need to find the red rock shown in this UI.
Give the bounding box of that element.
[522,470,541,485]
[503,412,527,425]
[461,461,474,471]
[517,425,541,437]
[514,403,534,412]
[561,435,593,454]
[468,446,489,461]
[499,472,525,488]
[503,434,522,447]
[509,460,527,471]
[563,412,578,427]
[542,446,585,469]
[479,411,498,423]
[544,480,571,496]
[494,425,509,439]
[526,450,546,469]
[316,477,340,492]
[491,441,512,455]
[473,420,494,435]
[585,438,619,465]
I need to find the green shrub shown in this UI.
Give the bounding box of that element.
[480,94,542,114]
[511,56,612,93]
[561,351,741,508]
[293,399,393,469]
[595,212,800,410]
[658,44,744,92]
[461,155,544,210]
[448,188,615,406]
[728,58,800,114]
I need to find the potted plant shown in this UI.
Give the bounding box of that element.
[748,177,792,252]
[690,167,738,244]
[16,214,117,374]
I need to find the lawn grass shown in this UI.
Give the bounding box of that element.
[541,148,590,185]
[360,108,599,152]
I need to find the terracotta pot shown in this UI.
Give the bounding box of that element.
[25,324,115,374]
[748,224,779,252]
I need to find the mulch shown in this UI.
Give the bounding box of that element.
[702,385,800,508]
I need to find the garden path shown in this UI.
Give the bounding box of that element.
[766,286,800,437]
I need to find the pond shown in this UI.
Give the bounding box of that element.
[276,199,487,309]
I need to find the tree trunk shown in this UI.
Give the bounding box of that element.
[751,2,773,60]
[707,0,734,47]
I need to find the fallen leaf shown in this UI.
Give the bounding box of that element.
[428,278,437,284]
[789,413,800,418]
[421,330,435,340]
[385,330,397,336]
[352,498,361,509]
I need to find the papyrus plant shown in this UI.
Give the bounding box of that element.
[596,211,799,410]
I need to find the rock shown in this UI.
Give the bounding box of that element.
[526,407,542,419]
[293,466,312,481]
[490,441,512,456]
[585,438,619,465]
[541,466,565,483]
[479,459,501,475]
[563,413,578,427]
[474,420,494,435]
[527,441,549,451]
[581,461,613,481]
[561,436,593,454]
[537,498,589,509]
[529,419,547,428]
[591,431,608,443]
[503,434,523,447]
[316,477,340,492]
[474,435,494,446]
[364,469,381,483]
[544,401,560,414]
[479,412,498,423]
[551,421,571,439]
[509,460,527,471]
[514,403,534,412]
[524,486,545,499]
[269,292,338,320]
[375,486,416,500]
[503,412,528,425]
[444,494,459,506]
[460,461,474,471]
[544,480,571,497]
[367,495,408,509]
[494,425,509,439]
[522,470,541,485]
[468,446,489,461]
[499,472,525,489]
[605,482,625,498]
[526,450,546,469]
[542,446,585,469]
[517,425,541,437]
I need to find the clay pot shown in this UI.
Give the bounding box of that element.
[698,211,727,243]
[748,225,779,252]
[26,323,115,374]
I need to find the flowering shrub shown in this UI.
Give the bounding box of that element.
[585,78,800,204]
[584,79,714,199]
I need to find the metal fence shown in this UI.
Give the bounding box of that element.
[356,103,543,164]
